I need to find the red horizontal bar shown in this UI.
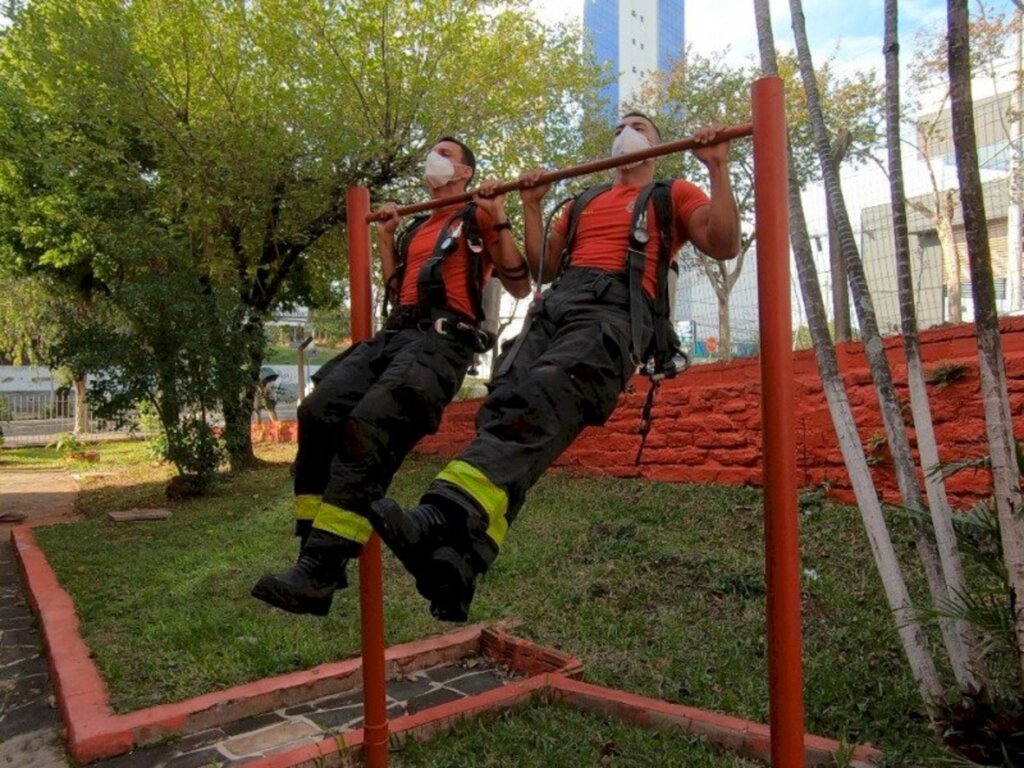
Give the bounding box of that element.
[365,123,753,222]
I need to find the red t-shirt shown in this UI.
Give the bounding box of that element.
[398,204,498,320]
[553,180,710,298]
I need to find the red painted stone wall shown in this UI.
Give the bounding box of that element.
[412,318,1024,507]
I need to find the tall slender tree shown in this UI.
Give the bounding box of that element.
[789,0,973,689]
[884,0,988,695]
[948,0,1024,685]
[752,0,945,713]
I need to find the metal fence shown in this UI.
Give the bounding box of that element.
[0,393,134,448]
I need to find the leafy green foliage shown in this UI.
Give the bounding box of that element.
[0,0,605,469]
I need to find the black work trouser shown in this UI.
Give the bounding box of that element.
[294,323,474,521]
[457,268,652,522]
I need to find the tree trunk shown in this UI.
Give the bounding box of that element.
[829,133,853,343]
[948,0,1024,685]
[72,376,88,436]
[222,317,262,470]
[754,0,945,714]
[790,0,967,684]
[939,191,965,323]
[717,291,732,362]
[885,0,987,696]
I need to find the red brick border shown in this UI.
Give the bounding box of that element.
[242,674,882,768]
[10,526,581,763]
[14,524,881,765]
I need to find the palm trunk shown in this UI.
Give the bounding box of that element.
[948,0,1024,685]
[754,0,945,714]
[790,0,967,684]
[885,0,987,696]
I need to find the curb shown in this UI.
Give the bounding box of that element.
[14,524,882,766]
[11,525,581,763]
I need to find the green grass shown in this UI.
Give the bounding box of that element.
[264,344,347,365]
[24,441,958,764]
[391,703,764,767]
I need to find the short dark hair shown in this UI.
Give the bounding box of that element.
[436,135,476,182]
[619,111,662,140]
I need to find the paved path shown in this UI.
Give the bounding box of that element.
[0,467,78,768]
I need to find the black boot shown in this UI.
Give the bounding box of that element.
[251,528,360,616]
[295,519,314,549]
[368,496,483,623]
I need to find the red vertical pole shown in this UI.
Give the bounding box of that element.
[752,77,805,767]
[346,186,389,768]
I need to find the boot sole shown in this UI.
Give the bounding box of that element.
[251,576,333,617]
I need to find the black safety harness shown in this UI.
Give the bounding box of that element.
[502,181,689,463]
[384,204,495,353]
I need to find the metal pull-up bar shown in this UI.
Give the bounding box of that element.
[364,123,754,222]
[346,76,803,768]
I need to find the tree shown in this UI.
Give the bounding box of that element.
[790,0,981,697]
[635,48,879,360]
[0,0,604,472]
[948,0,1024,687]
[753,0,945,714]
[885,0,988,696]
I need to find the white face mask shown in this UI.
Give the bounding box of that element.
[611,125,652,170]
[424,150,456,189]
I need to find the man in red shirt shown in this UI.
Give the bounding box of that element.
[252,137,532,616]
[368,114,740,622]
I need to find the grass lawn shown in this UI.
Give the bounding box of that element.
[7,440,959,765]
[390,703,764,767]
[264,344,347,366]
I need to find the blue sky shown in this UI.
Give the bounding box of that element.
[533,0,1019,79]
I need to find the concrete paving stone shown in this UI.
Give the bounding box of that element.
[423,663,474,684]
[282,702,317,716]
[0,605,31,621]
[0,616,34,632]
[383,676,434,702]
[305,690,362,710]
[0,654,46,679]
[0,698,59,741]
[0,728,67,768]
[345,702,405,731]
[90,743,179,768]
[0,643,38,665]
[219,711,286,737]
[1,672,48,710]
[446,669,507,696]
[404,686,465,715]
[307,703,364,730]
[0,627,38,648]
[171,728,228,753]
[222,720,320,758]
[165,747,225,767]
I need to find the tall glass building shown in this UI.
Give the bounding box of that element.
[584,0,685,114]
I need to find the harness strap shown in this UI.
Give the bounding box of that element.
[414,203,482,320]
[386,214,430,317]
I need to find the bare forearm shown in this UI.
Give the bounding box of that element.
[378,229,396,285]
[704,161,741,259]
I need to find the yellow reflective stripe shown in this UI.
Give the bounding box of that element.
[312,503,373,544]
[435,460,509,547]
[295,495,320,521]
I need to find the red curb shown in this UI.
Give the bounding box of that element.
[549,676,882,767]
[12,524,584,764]
[245,674,552,768]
